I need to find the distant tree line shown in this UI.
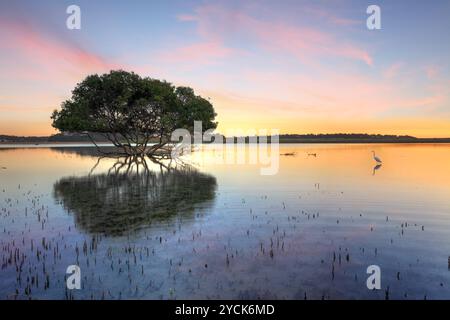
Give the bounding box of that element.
[5,133,450,144]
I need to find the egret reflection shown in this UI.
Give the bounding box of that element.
[53,157,217,236]
[372,163,382,176]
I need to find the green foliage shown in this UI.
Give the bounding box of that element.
[51,70,217,143]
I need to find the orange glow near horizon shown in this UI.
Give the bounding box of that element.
[0,2,449,139]
[215,117,450,139]
[1,111,450,138]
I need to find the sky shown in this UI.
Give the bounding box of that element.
[0,0,449,137]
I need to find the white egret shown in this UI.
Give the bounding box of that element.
[372,151,382,163]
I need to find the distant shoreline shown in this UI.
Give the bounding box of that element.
[1,133,450,145]
[1,138,450,146]
[275,138,450,144]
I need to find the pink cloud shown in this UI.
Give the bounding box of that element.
[301,6,362,26]
[184,4,373,66]
[330,17,361,26]
[424,65,439,79]
[394,95,445,109]
[383,62,404,79]
[0,19,127,134]
[0,19,119,83]
[194,62,449,124]
[158,41,236,65]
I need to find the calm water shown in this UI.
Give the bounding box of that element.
[0,144,449,299]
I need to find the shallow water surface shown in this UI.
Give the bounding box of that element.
[0,144,449,299]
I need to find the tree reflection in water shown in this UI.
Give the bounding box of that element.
[53,155,217,236]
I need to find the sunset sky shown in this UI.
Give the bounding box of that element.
[0,0,449,137]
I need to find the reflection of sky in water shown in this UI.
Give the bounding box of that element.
[0,144,449,299]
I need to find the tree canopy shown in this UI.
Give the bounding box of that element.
[51,70,217,156]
